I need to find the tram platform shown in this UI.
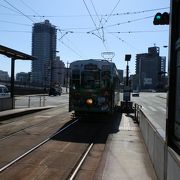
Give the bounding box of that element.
[94,113,157,180]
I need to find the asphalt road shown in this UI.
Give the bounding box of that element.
[131,92,167,130]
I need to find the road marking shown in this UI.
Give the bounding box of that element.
[148,106,157,112]
[157,107,166,112]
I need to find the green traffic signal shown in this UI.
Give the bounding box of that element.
[153,12,169,25]
[156,15,161,20]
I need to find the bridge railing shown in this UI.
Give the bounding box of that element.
[15,95,47,108]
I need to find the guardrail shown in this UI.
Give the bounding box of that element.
[134,103,180,180]
[15,95,47,108]
[134,103,142,124]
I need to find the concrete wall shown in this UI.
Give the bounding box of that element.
[138,110,180,180]
[0,98,13,111]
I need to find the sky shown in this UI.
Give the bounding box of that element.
[0,0,170,76]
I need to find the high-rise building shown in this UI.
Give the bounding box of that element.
[135,46,166,91]
[0,70,9,81]
[16,72,30,84]
[31,20,57,87]
[52,56,65,86]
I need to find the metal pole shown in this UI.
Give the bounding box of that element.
[66,62,69,93]
[11,58,15,109]
[126,61,129,86]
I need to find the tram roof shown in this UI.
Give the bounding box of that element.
[70,59,115,67]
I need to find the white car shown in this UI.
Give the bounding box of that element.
[0,85,10,98]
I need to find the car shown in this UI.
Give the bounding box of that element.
[0,85,10,98]
[49,86,62,96]
[132,92,139,97]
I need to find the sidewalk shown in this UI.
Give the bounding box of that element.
[94,113,157,180]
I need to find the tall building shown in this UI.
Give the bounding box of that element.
[16,72,30,84]
[31,20,57,87]
[52,56,65,86]
[135,46,166,91]
[0,70,9,81]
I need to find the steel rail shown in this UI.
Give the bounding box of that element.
[0,105,69,141]
[0,119,79,172]
[69,143,94,180]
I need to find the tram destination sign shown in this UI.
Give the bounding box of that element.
[84,63,98,70]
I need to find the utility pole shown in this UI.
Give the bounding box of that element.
[66,61,69,93]
[121,54,133,113]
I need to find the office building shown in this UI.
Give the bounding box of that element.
[31,20,57,87]
[16,72,31,85]
[52,56,65,86]
[0,70,9,81]
[135,46,166,91]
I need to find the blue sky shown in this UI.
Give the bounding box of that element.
[0,0,170,76]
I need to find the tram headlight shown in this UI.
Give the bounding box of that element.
[86,98,93,105]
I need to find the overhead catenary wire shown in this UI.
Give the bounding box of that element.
[82,0,103,41]
[89,0,108,49]
[3,0,35,23]
[0,3,19,13]
[19,0,45,21]
[89,15,155,33]
[103,0,121,24]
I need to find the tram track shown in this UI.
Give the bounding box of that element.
[0,112,120,179]
[0,104,69,140]
[69,143,94,180]
[0,111,70,141]
[0,118,79,172]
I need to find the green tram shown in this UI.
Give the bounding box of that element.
[69,59,120,115]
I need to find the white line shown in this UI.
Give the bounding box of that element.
[157,107,166,112]
[148,106,157,112]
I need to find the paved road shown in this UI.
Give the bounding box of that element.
[131,92,167,130]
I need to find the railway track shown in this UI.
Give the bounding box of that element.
[0,104,69,140]
[0,119,79,172]
[0,112,119,179]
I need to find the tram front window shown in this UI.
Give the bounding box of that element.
[72,70,80,89]
[82,71,100,89]
[101,71,111,88]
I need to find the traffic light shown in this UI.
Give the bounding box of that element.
[153,12,169,25]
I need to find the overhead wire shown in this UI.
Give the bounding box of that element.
[103,0,121,24]
[82,0,103,41]
[19,0,45,21]
[90,0,108,49]
[1,7,169,19]
[108,30,168,34]
[57,29,84,59]
[89,15,155,33]
[0,3,19,13]
[3,0,35,23]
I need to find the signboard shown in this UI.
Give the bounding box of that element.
[84,64,97,70]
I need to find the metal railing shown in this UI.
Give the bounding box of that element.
[15,95,47,108]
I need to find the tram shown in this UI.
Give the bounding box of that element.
[69,59,120,115]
